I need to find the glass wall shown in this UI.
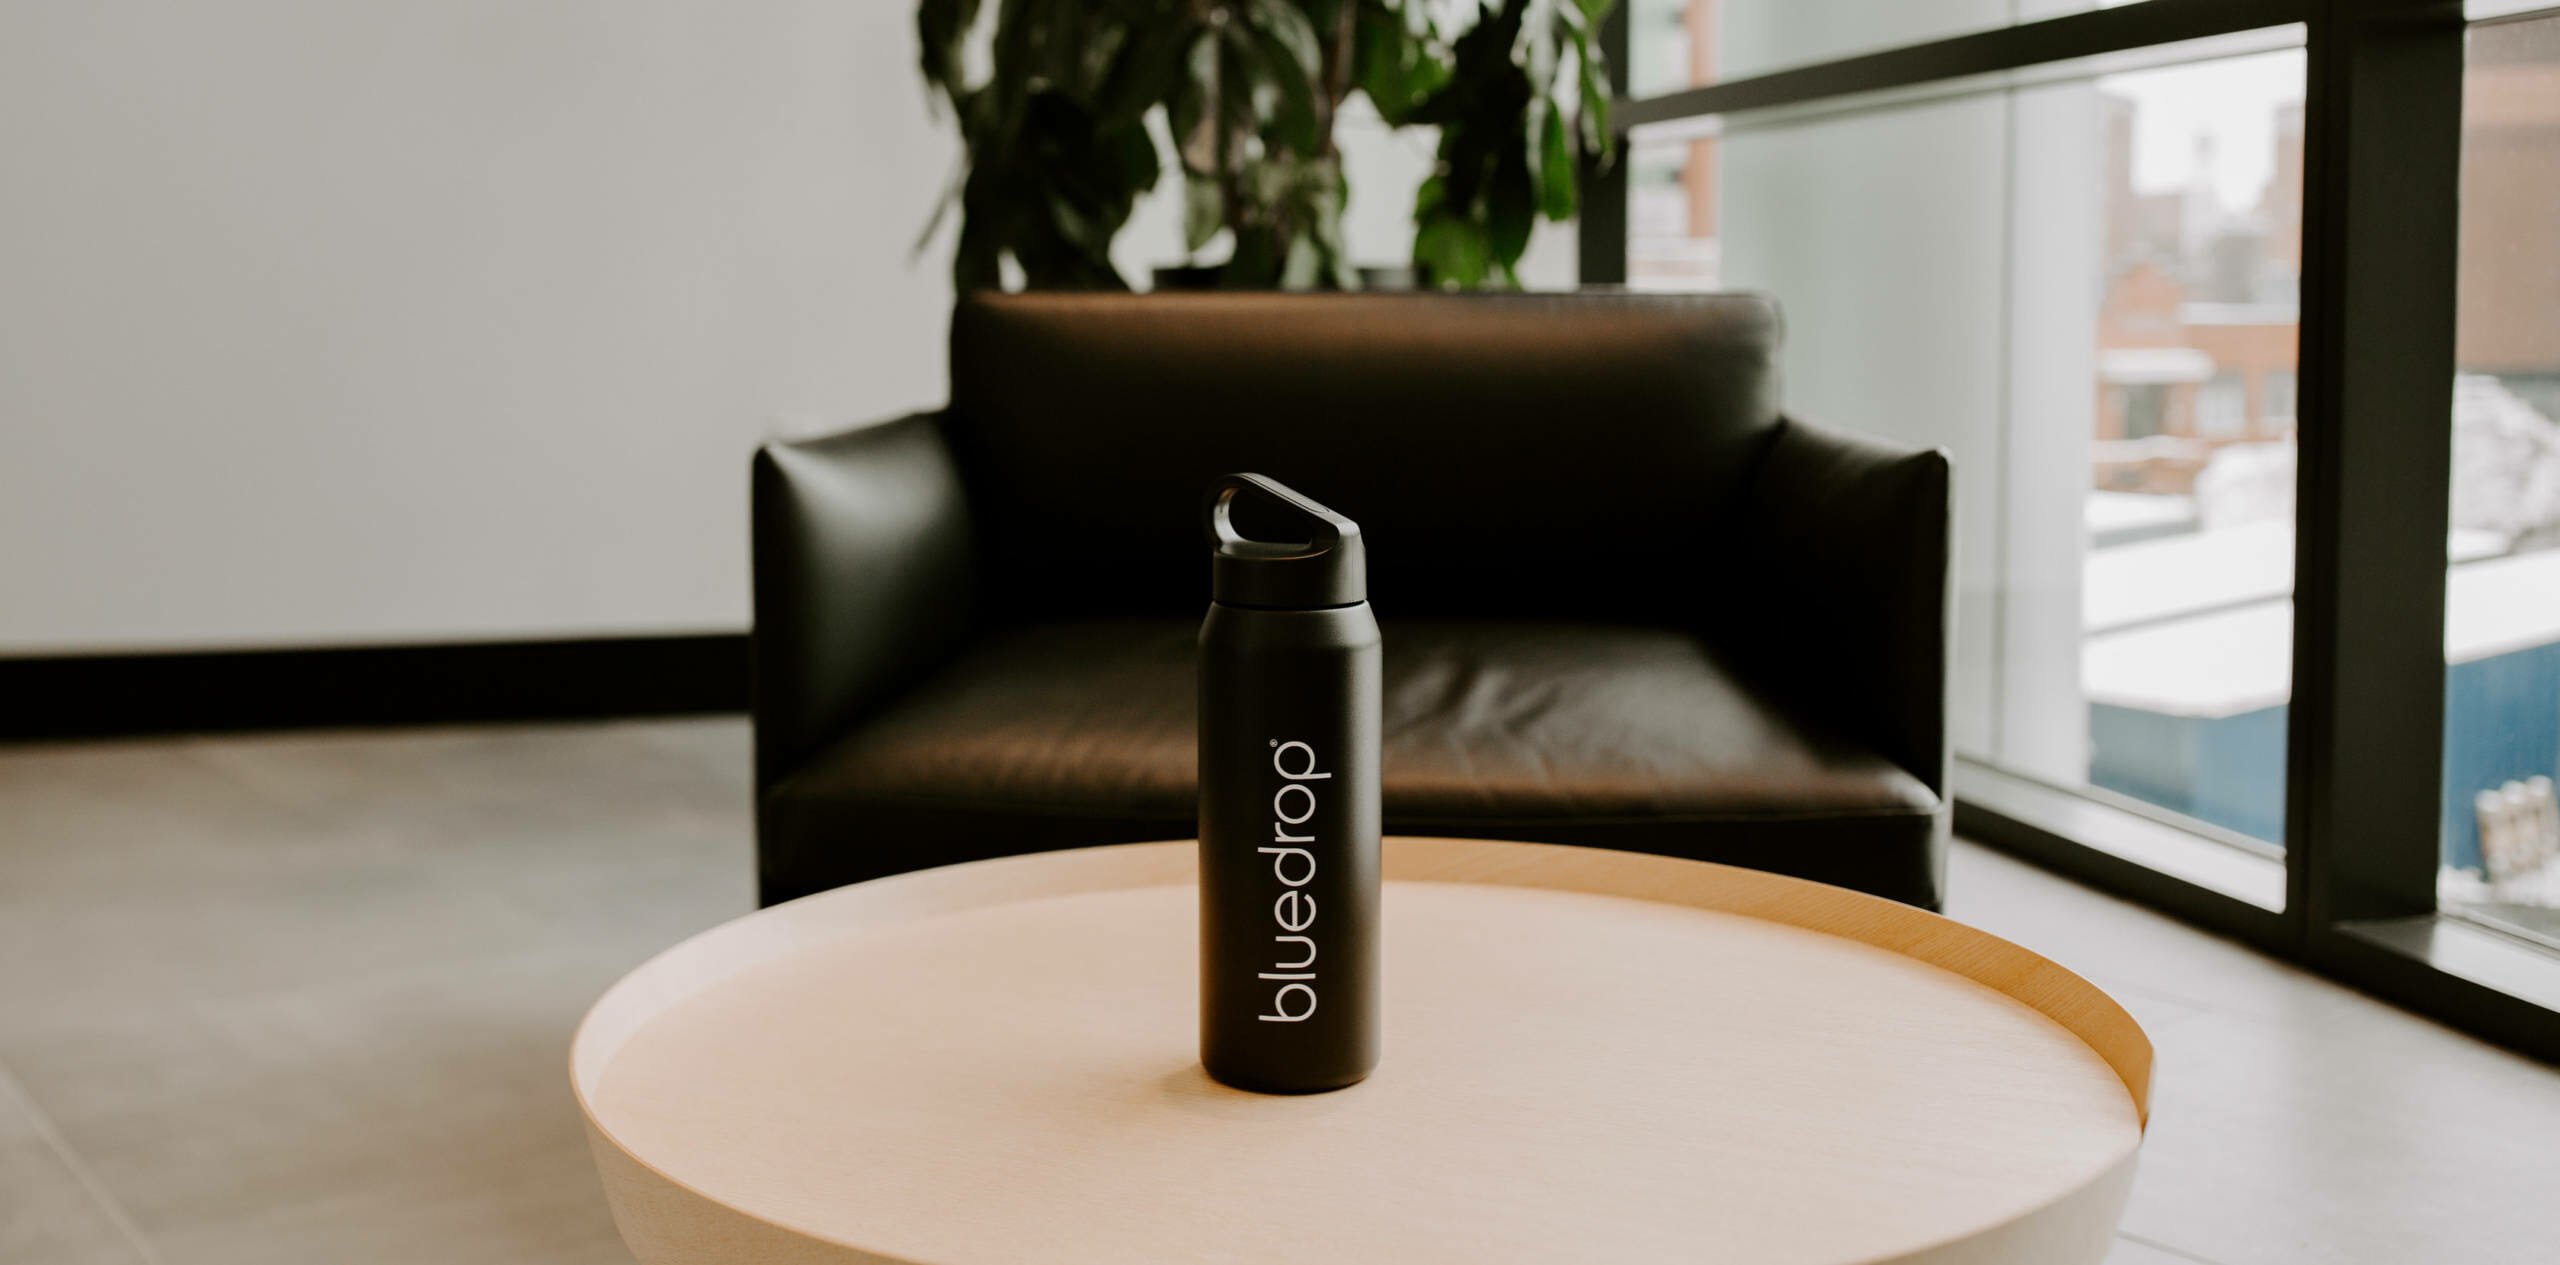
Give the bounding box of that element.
[1612,0,2560,1058]
[2072,53,2305,848]
[2440,11,2560,940]
[1629,43,2309,849]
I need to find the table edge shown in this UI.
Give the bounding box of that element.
[570,836,2154,1264]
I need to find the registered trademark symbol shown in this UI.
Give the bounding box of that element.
[1269,739,1277,746]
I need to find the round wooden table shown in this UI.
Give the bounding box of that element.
[573,838,2150,1265]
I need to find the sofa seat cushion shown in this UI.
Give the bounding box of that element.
[762,619,1943,904]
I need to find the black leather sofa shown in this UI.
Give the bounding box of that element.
[752,291,1953,909]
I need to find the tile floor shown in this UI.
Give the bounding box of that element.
[1,718,2555,1264]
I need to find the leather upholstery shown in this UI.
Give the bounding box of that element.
[749,415,976,785]
[1731,418,1953,803]
[762,619,1940,902]
[947,292,1781,623]
[753,292,1953,908]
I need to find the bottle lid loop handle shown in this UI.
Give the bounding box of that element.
[1202,473,1366,609]
[1206,473,1352,555]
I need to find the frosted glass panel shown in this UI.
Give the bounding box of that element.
[1630,45,2309,848]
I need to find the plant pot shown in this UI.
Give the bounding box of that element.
[1155,263,1417,292]
[1151,264,1227,292]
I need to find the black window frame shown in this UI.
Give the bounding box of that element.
[1583,0,2560,1064]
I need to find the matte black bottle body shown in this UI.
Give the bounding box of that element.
[1198,600,1382,1093]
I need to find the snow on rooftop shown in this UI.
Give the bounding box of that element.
[2098,347,2214,384]
[2076,377,2560,718]
[2449,548,2560,664]
[2180,301,2300,326]
[2085,520,2294,633]
[2084,546,2560,718]
[2083,521,2506,634]
[2087,491,2196,535]
[2085,601,2294,718]
[2452,374,2560,543]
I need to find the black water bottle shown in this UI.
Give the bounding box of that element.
[1198,473,1382,1094]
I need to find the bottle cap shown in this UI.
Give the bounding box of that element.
[1204,473,1366,610]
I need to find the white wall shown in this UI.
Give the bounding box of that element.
[0,2,952,652]
[0,4,1551,654]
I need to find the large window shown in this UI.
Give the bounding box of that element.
[2441,10,2560,944]
[1631,36,2309,853]
[1603,0,2560,1060]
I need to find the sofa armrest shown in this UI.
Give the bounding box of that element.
[751,412,975,789]
[1731,415,1953,799]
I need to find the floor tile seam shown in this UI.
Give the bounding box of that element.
[2117,1230,2226,1264]
[0,1057,169,1265]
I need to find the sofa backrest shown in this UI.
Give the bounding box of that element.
[945,290,1784,622]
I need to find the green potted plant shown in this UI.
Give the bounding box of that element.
[915,0,1614,291]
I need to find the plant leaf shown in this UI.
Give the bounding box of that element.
[916,0,984,108]
[1184,171,1225,253]
[1413,208,1489,288]
[1357,1,1450,124]
[1097,18,1196,129]
[1300,157,1355,289]
[1110,118,1162,195]
[1226,223,1285,288]
[1171,26,1221,173]
[1280,230,1324,289]
[1573,1,1615,157]
[1247,0,1324,84]
[1413,171,1446,218]
[1537,99,1576,220]
[1487,129,1535,272]
[1246,3,1322,155]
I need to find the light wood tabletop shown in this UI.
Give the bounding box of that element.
[573,838,2150,1265]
